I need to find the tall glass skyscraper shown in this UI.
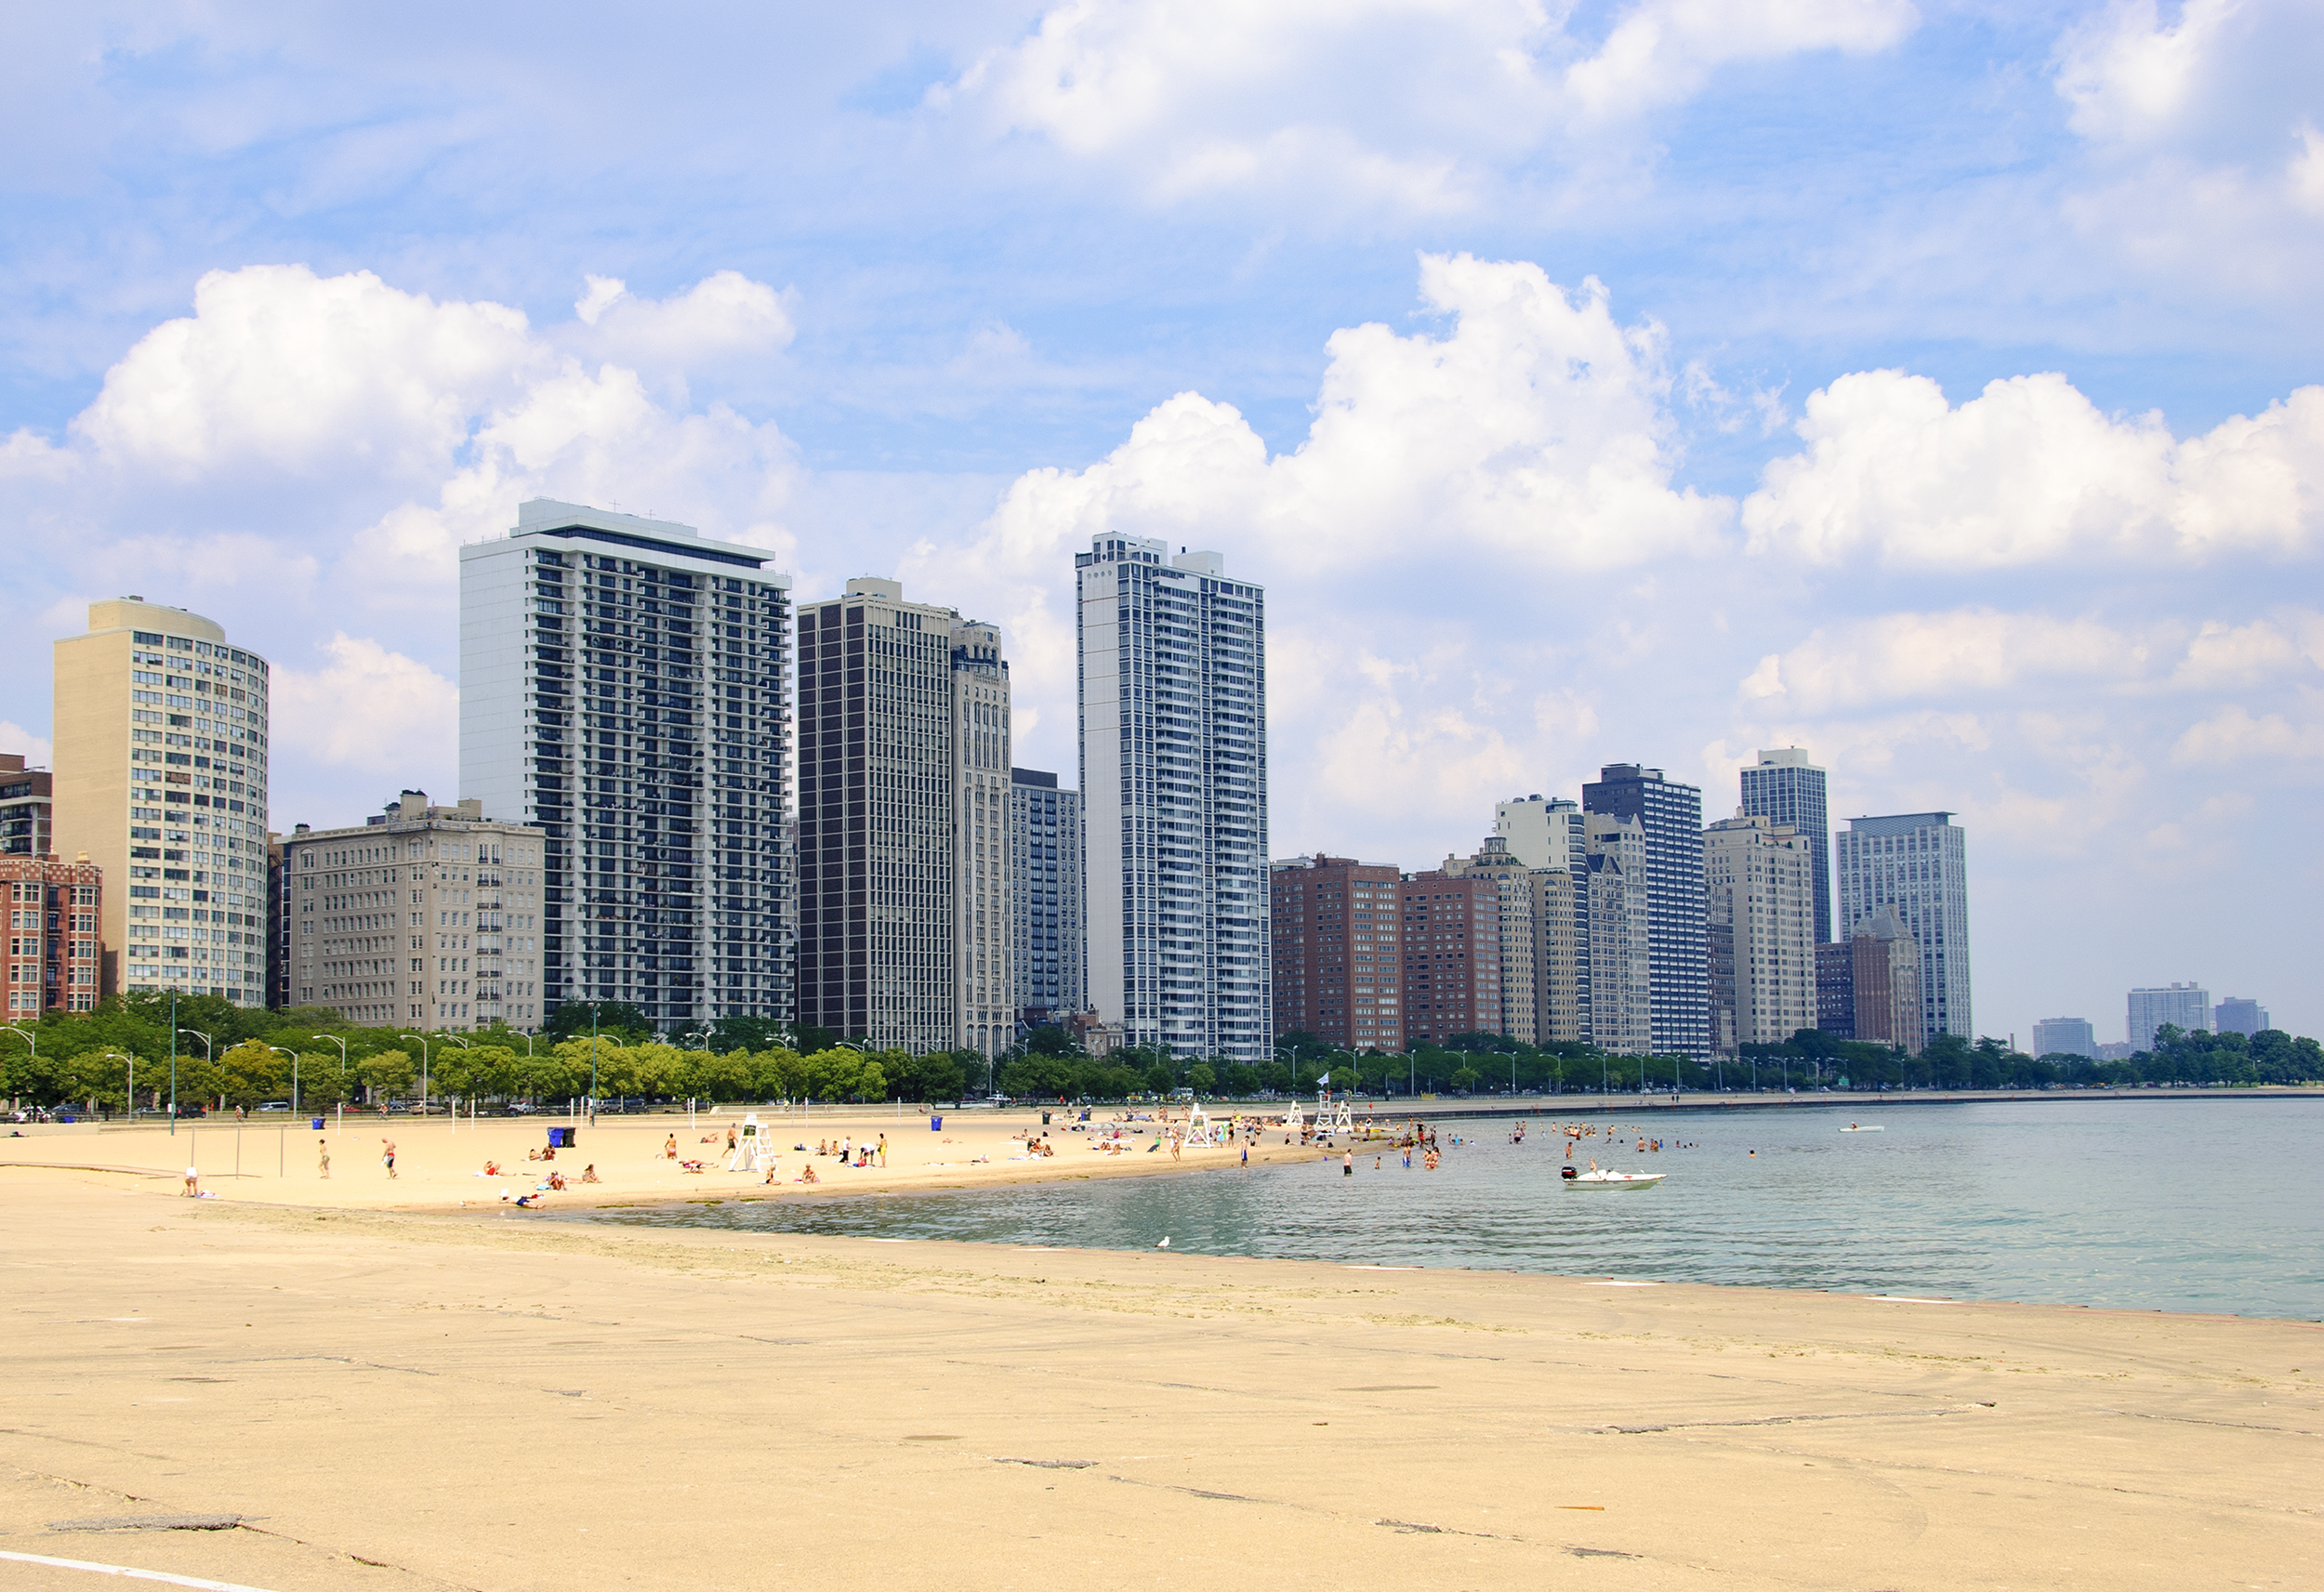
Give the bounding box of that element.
[460,500,793,1031]
[1739,746,1833,943]
[1075,535,1269,1061]
[1834,811,1971,1040]
[1581,763,1708,1057]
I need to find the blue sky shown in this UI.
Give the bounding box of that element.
[3,0,2319,1044]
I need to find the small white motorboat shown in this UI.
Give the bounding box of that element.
[1567,1167,1665,1190]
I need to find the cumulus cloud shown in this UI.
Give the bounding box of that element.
[0,723,55,769]
[934,0,1917,206]
[564,270,796,378]
[2171,701,2324,766]
[1743,370,2324,568]
[268,635,459,788]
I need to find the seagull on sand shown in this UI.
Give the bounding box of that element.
[1156,1237,1170,1249]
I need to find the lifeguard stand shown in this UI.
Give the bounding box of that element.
[1281,1096,1304,1137]
[1182,1101,1218,1147]
[727,1112,773,1174]
[1319,1090,1353,1137]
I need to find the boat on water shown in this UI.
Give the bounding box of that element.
[1566,1167,1665,1190]
[1839,1124,1885,1132]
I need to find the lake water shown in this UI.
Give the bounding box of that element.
[571,1099,2324,1320]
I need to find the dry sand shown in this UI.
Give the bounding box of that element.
[0,1130,2317,1592]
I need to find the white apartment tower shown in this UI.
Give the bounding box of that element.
[281,793,547,1031]
[459,500,794,1032]
[1495,793,1590,1041]
[1704,811,1818,1051]
[1835,811,1971,1040]
[52,599,271,1004]
[1076,535,1269,1060]
[796,580,1012,1056]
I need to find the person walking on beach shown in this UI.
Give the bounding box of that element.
[664,1134,678,1160]
[877,1134,888,1167]
[380,1138,398,1178]
[318,1138,331,1178]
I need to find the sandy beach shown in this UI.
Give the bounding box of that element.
[1,1138,2317,1592]
[0,1105,1332,1213]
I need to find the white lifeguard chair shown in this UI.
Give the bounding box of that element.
[1319,1090,1353,1137]
[1181,1101,1218,1148]
[727,1112,773,1174]
[1281,1095,1305,1137]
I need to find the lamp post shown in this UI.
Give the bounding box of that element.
[440,1034,469,1126]
[99,1051,136,1121]
[312,1033,349,1117]
[400,1033,432,1117]
[176,1027,212,1120]
[267,1046,299,1114]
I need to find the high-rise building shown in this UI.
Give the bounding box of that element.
[795,580,999,1053]
[947,616,1014,1057]
[280,793,547,1032]
[1399,871,1500,1045]
[1739,747,1833,944]
[1270,855,1403,1049]
[1010,769,1084,1029]
[1075,535,1269,1060]
[460,500,793,1032]
[2128,982,2209,1049]
[1835,812,1971,1041]
[1703,811,1817,1051]
[1582,764,1708,1055]
[2213,996,2270,1036]
[53,599,271,1004]
[1442,839,1540,1043]
[2030,1016,2097,1059]
[1847,906,1924,1054]
[3,855,101,1017]
[1583,812,1652,1056]
[1,754,55,858]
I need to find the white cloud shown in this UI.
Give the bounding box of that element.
[934,0,1917,207]
[1742,609,2155,713]
[1743,370,2324,568]
[0,723,55,769]
[2171,701,2324,766]
[2169,612,2324,689]
[268,635,459,784]
[561,270,796,379]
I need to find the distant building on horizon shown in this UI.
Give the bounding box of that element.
[2030,1016,2097,1059]
[1739,747,1833,945]
[2214,996,2270,1036]
[1399,869,1501,1046]
[1010,768,1084,1031]
[1270,855,1402,1050]
[2,853,101,1018]
[2128,982,2210,1049]
[1,753,54,860]
[1835,811,1970,1041]
[1583,764,1708,1056]
[1584,811,1652,1056]
[1494,794,1590,1043]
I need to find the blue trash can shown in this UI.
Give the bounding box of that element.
[930,1115,942,1132]
[548,1126,576,1148]
[310,1117,324,1130]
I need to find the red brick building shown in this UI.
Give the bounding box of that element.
[1270,856,1403,1050]
[1399,871,1502,1045]
[3,855,102,1018]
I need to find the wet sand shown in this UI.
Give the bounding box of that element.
[0,1161,2316,1591]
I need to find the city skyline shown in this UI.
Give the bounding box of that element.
[2,5,2319,1048]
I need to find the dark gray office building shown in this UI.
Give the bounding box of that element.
[1010,767,1085,1028]
[1582,763,1708,1057]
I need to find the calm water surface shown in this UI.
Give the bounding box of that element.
[570,1099,2324,1319]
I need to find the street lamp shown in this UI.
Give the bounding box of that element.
[266,1046,299,1114]
[400,1034,433,1116]
[176,1027,212,1123]
[99,1051,136,1121]
[440,1034,470,1123]
[312,1033,349,1114]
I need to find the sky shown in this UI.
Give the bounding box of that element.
[2,0,2318,1046]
